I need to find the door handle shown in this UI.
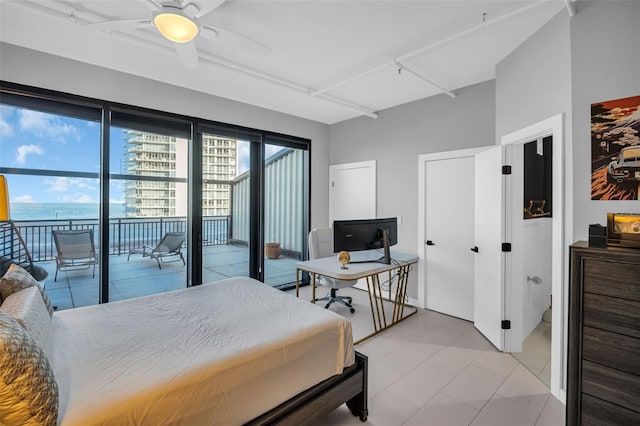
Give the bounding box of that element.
[470,246,479,253]
[425,240,435,246]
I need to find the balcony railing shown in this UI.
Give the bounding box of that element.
[11,216,230,263]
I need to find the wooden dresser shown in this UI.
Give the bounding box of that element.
[567,242,640,425]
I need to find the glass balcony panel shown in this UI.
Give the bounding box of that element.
[201,133,248,283]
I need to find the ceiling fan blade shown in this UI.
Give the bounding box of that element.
[141,0,163,11]
[82,18,152,32]
[202,24,270,55]
[175,41,199,69]
[190,0,227,19]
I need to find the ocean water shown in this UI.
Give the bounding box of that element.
[10,203,124,221]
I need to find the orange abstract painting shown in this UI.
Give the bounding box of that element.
[591,95,640,200]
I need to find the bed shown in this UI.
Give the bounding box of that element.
[0,267,368,425]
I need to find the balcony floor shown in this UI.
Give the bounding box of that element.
[41,244,298,310]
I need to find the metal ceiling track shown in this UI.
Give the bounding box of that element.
[311,0,575,102]
[11,0,379,120]
[11,0,576,121]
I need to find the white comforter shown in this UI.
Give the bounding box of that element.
[51,277,355,425]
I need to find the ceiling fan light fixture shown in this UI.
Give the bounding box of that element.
[154,8,199,43]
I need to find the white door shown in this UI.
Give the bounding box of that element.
[473,146,506,351]
[424,157,475,321]
[329,160,376,223]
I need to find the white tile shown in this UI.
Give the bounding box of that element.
[404,393,479,426]
[357,334,407,361]
[387,354,462,407]
[366,388,420,425]
[539,359,551,388]
[472,351,519,377]
[496,364,550,399]
[535,395,565,426]
[442,364,507,410]
[368,360,405,398]
[378,341,440,375]
[315,404,363,426]
[470,393,549,426]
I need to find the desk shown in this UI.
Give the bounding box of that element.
[296,252,418,344]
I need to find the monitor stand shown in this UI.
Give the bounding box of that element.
[348,228,391,265]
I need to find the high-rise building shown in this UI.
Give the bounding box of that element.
[123,131,236,217]
[202,135,236,216]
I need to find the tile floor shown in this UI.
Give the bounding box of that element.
[294,286,565,426]
[512,319,552,387]
[44,255,564,426]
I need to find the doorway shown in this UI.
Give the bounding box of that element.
[510,137,554,387]
[501,113,568,402]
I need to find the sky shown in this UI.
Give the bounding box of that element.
[0,104,283,204]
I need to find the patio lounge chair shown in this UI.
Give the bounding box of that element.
[52,229,97,282]
[127,232,185,269]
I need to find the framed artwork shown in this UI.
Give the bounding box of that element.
[591,95,640,200]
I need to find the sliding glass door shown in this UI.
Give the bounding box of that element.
[108,111,191,302]
[0,98,101,309]
[263,142,308,288]
[1,82,311,310]
[199,131,252,283]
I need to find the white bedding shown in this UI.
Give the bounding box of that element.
[51,277,355,425]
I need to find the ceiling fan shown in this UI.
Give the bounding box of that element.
[81,0,270,69]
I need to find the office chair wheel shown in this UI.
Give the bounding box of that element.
[350,308,355,314]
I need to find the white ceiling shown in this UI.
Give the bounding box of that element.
[0,0,569,124]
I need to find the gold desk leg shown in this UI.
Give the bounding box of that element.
[353,263,419,346]
[365,275,379,332]
[295,268,300,298]
[374,273,388,328]
[311,272,316,304]
[391,270,399,322]
[394,267,407,322]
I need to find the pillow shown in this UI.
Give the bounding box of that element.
[0,286,54,358]
[0,264,54,317]
[0,310,58,426]
[0,257,49,282]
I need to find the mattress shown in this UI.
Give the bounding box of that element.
[51,276,355,425]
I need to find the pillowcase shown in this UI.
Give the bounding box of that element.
[0,263,54,317]
[0,310,58,426]
[0,256,48,282]
[0,286,54,358]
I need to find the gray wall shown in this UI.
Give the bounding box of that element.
[329,80,496,298]
[495,10,572,142]
[570,1,640,240]
[0,42,331,230]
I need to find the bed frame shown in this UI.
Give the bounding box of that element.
[247,351,368,425]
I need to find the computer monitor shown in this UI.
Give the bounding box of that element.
[333,217,398,264]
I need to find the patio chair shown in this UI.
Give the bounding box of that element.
[127,232,185,269]
[52,229,97,282]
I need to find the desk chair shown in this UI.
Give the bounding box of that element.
[308,228,357,313]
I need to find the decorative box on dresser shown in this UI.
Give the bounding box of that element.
[567,241,640,425]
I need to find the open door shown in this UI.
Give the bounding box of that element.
[473,146,506,351]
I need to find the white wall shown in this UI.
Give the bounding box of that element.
[522,218,552,339]
[569,1,640,241]
[328,81,496,299]
[0,42,332,230]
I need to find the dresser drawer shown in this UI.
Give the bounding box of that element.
[583,326,640,376]
[582,359,640,412]
[583,258,640,301]
[581,393,640,426]
[583,293,640,338]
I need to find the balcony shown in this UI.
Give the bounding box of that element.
[6,216,300,311]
